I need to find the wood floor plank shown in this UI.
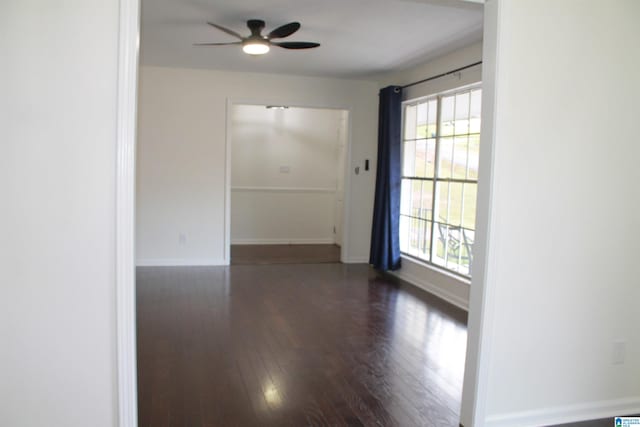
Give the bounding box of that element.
[231,244,341,265]
[137,263,468,426]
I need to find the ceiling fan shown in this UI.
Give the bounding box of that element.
[194,19,320,55]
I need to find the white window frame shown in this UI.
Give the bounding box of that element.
[400,82,482,279]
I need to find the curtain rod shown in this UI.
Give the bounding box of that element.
[398,61,483,91]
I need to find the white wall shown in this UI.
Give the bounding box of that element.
[0,1,119,426]
[374,41,483,310]
[230,105,346,245]
[463,1,640,425]
[136,66,378,265]
[376,41,483,101]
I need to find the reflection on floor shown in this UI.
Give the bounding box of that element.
[137,263,468,426]
[231,244,341,265]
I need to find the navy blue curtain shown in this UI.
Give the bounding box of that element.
[369,86,402,271]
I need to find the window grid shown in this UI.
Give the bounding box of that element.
[400,85,481,278]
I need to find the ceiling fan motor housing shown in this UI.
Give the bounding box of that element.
[247,19,266,37]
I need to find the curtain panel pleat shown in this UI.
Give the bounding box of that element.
[369,86,402,271]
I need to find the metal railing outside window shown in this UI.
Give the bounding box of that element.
[399,84,481,278]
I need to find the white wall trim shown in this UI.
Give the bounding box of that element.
[390,268,469,311]
[461,1,502,425]
[343,256,369,264]
[115,0,140,426]
[231,238,335,245]
[485,396,640,427]
[224,99,233,265]
[136,258,228,267]
[339,109,353,264]
[231,186,336,193]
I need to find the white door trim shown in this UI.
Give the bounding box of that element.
[224,100,354,264]
[116,0,140,425]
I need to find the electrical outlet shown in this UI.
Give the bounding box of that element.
[179,233,186,245]
[612,341,626,365]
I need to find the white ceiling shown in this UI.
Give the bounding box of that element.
[140,0,484,79]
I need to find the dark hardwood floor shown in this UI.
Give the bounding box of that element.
[550,415,640,427]
[137,263,468,426]
[231,244,341,265]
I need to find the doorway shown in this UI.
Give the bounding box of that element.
[227,104,350,265]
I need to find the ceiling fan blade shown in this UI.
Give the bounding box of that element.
[193,42,242,46]
[273,41,320,49]
[207,22,244,40]
[268,22,301,39]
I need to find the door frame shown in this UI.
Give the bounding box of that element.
[115,2,499,427]
[224,99,354,264]
[115,0,140,426]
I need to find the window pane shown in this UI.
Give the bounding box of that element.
[441,95,455,137]
[442,226,472,275]
[438,137,454,178]
[400,179,411,216]
[399,215,409,253]
[470,89,482,134]
[403,139,416,176]
[462,183,477,230]
[416,103,428,138]
[435,182,449,224]
[418,220,432,260]
[420,181,433,220]
[434,182,462,227]
[448,182,463,227]
[427,99,438,138]
[468,134,480,180]
[417,102,427,124]
[461,229,474,275]
[452,136,468,179]
[447,226,463,271]
[432,223,464,272]
[454,92,470,135]
[417,125,427,139]
[410,180,422,217]
[417,219,426,257]
[433,222,447,268]
[415,139,427,177]
[405,104,417,140]
[426,138,436,177]
[403,218,431,261]
[408,216,421,257]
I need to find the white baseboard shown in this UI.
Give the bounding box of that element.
[342,256,369,264]
[485,396,640,427]
[390,269,469,311]
[136,258,228,267]
[231,186,336,193]
[231,238,335,245]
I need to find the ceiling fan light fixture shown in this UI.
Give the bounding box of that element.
[199,20,320,55]
[242,39,270,55]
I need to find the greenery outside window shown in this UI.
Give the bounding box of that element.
[400,84,481,277]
